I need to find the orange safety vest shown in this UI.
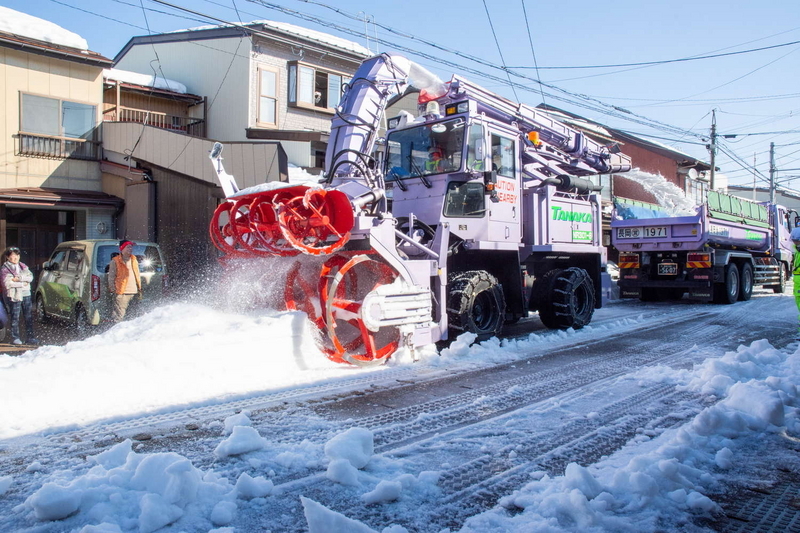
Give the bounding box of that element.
[112,254,142,295]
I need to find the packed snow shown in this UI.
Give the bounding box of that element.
[0,7,88,50]
[0,289,798,531]
[104,69,188,95]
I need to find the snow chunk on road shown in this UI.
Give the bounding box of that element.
[214,425,267,459]
[362,479,403,504]
[324,427,374,469]
[0,475,12,496]
[223,412,252,435]
[27,482,82,520]
[302,496,409,533]
[235,472,274,499]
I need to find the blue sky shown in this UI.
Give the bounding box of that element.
[4,0,800,188]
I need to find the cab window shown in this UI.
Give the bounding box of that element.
[444,181,485,218]
[491,134,516,178]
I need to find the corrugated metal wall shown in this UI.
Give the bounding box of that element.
[148,166,219,291]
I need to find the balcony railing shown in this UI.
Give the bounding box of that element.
[15,132,102,161]
[103,106,206,137]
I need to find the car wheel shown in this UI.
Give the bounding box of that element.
[75,306,90,333]
[35,295,50,323]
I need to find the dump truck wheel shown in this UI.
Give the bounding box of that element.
[447,270,505,340]
[738,262,753,301]
[538,267,595,330]
[713,263,739,304]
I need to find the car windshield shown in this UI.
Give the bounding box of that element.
[97,245,163,273]
[385,119,464,181]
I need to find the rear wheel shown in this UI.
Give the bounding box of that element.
[714,263,739,304]
[447,270,505,340]
[75,306,89,333]
[538,267,595,330]
[738,262,753,301]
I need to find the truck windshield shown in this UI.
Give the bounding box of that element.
[385,119,464,181]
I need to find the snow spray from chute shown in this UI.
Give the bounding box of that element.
[618,168,697,217]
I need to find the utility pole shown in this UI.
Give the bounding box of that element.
[752,152,757,200]
[709,109,716,191]
[769,142,776,204]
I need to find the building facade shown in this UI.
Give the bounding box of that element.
[0,20,119,272]
[113,20,371,174]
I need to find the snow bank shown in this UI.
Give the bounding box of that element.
[455,339,800,532]
[22,440,235,531]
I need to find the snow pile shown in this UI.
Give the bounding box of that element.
[23,439,235,531]
[103,68,188,94]
[0,7,88,50]
[454,338,800,532]
[0,303,349,440]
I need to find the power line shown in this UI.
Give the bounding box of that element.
[480,0,518,101]
[504,39,800,70]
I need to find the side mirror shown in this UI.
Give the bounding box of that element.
[41,262,51,271]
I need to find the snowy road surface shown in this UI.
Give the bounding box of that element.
[0,287,799,532]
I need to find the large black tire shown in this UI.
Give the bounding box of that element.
[529,269,561,312]
[447,270,505,340]
[771,264,787,294]
[538,267,596,330]
[713,263,739,304]
[738,262,753,301]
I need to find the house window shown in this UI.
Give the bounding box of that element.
[18,93,99,160]
[22,94,96,138]
[288,61,347,112]
[257,67,278,126]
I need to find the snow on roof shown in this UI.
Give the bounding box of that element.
[175,19,371,56]
[104,68,188,95]
[0,7,88,51]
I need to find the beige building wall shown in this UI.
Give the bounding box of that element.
[114,37,251,142]
[0,47,104,191]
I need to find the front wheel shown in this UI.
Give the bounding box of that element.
[35,295,50,323]
[771,264,787,294]
[538,267,596,330]
[447,270,505,340]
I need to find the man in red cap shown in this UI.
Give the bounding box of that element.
[107,240,142,322]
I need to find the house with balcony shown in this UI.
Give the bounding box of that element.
[1,8,288,286]
[112,19,372,173]
[0,7,119,270]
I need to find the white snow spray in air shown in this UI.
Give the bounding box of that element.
[619,168,697,216]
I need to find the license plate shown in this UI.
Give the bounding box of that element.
[658,262,678,275]
[643,226,668,238]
